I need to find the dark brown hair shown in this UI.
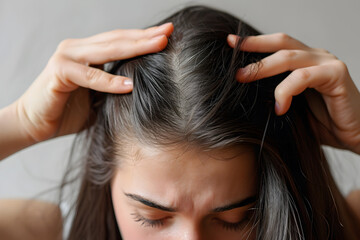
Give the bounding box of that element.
[61,5,359,240]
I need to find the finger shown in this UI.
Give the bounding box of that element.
[274,65,335,115]
[86,22,174,43]
[63,34,169,64]
[56,60,133,93]
[227,33,310,53]
[236,49,324,82]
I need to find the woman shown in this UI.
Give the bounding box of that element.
[0,5,359,240]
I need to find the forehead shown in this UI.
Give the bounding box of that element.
[123,142,254,163]
[114,143,258,210]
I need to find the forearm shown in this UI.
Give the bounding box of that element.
[0,199,63,240]
[0,102,35,160]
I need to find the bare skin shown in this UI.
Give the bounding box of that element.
[0,22,174,238]
[111,144,258,240]
[0,22,174,159]
[0,24,359,238]
[347,190,360,222]
[228,33,360,154]
[0,199,62,240]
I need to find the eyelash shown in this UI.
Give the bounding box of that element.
[131,209,255,231]
[217,216,250,231]
[131,213,165,228]
[217,208,255,231]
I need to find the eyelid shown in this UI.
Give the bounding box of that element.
[135,207,173,219]
[131,212,168,228]
[132,211,172,223]
[215,208,256,231]
[215,206,256,224]
[217,218,249,231]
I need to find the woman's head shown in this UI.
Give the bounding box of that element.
[65,5,358,240]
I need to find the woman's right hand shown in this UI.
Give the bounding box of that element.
[228,33,360,154]
[15,22,174,143]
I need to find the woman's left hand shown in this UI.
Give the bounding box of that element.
[227,33,360,154]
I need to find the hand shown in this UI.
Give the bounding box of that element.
[227,33,360,154]
[14,22,174,143]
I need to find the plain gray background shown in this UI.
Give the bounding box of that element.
[1,0,360,204]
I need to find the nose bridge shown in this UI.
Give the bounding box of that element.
[179,221,205,240]
[181,230,201,240]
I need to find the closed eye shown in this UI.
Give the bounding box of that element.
[215,207,256,232]
[131,212,168,228]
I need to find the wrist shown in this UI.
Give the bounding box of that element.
[0,102,36,160]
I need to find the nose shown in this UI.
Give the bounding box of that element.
[178,223,203,240]
[181,232,201,240]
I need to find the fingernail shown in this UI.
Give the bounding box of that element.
[227,34,238,46]
[123,78,133,86]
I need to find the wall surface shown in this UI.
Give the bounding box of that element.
[1,0,359,203]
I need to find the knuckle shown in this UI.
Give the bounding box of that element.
[76,55,87,65]
[275,86,286,98]
[57,39,74,52]
[85,68,100,84]
[332,59,348,72]
[315,48,338,60]
[48,54,61,66]
[277,50,298,70]
[294,68,311,81]
[100,41,124,60]
[278,49,296,59]
[315,48,330,54]
[276,32,292,44]
[275,86,291,104]
[47,55,65,76]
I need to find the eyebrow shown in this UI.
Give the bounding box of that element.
[125,193,176,212]
[212,196,257,212]
[124,193,257,213]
